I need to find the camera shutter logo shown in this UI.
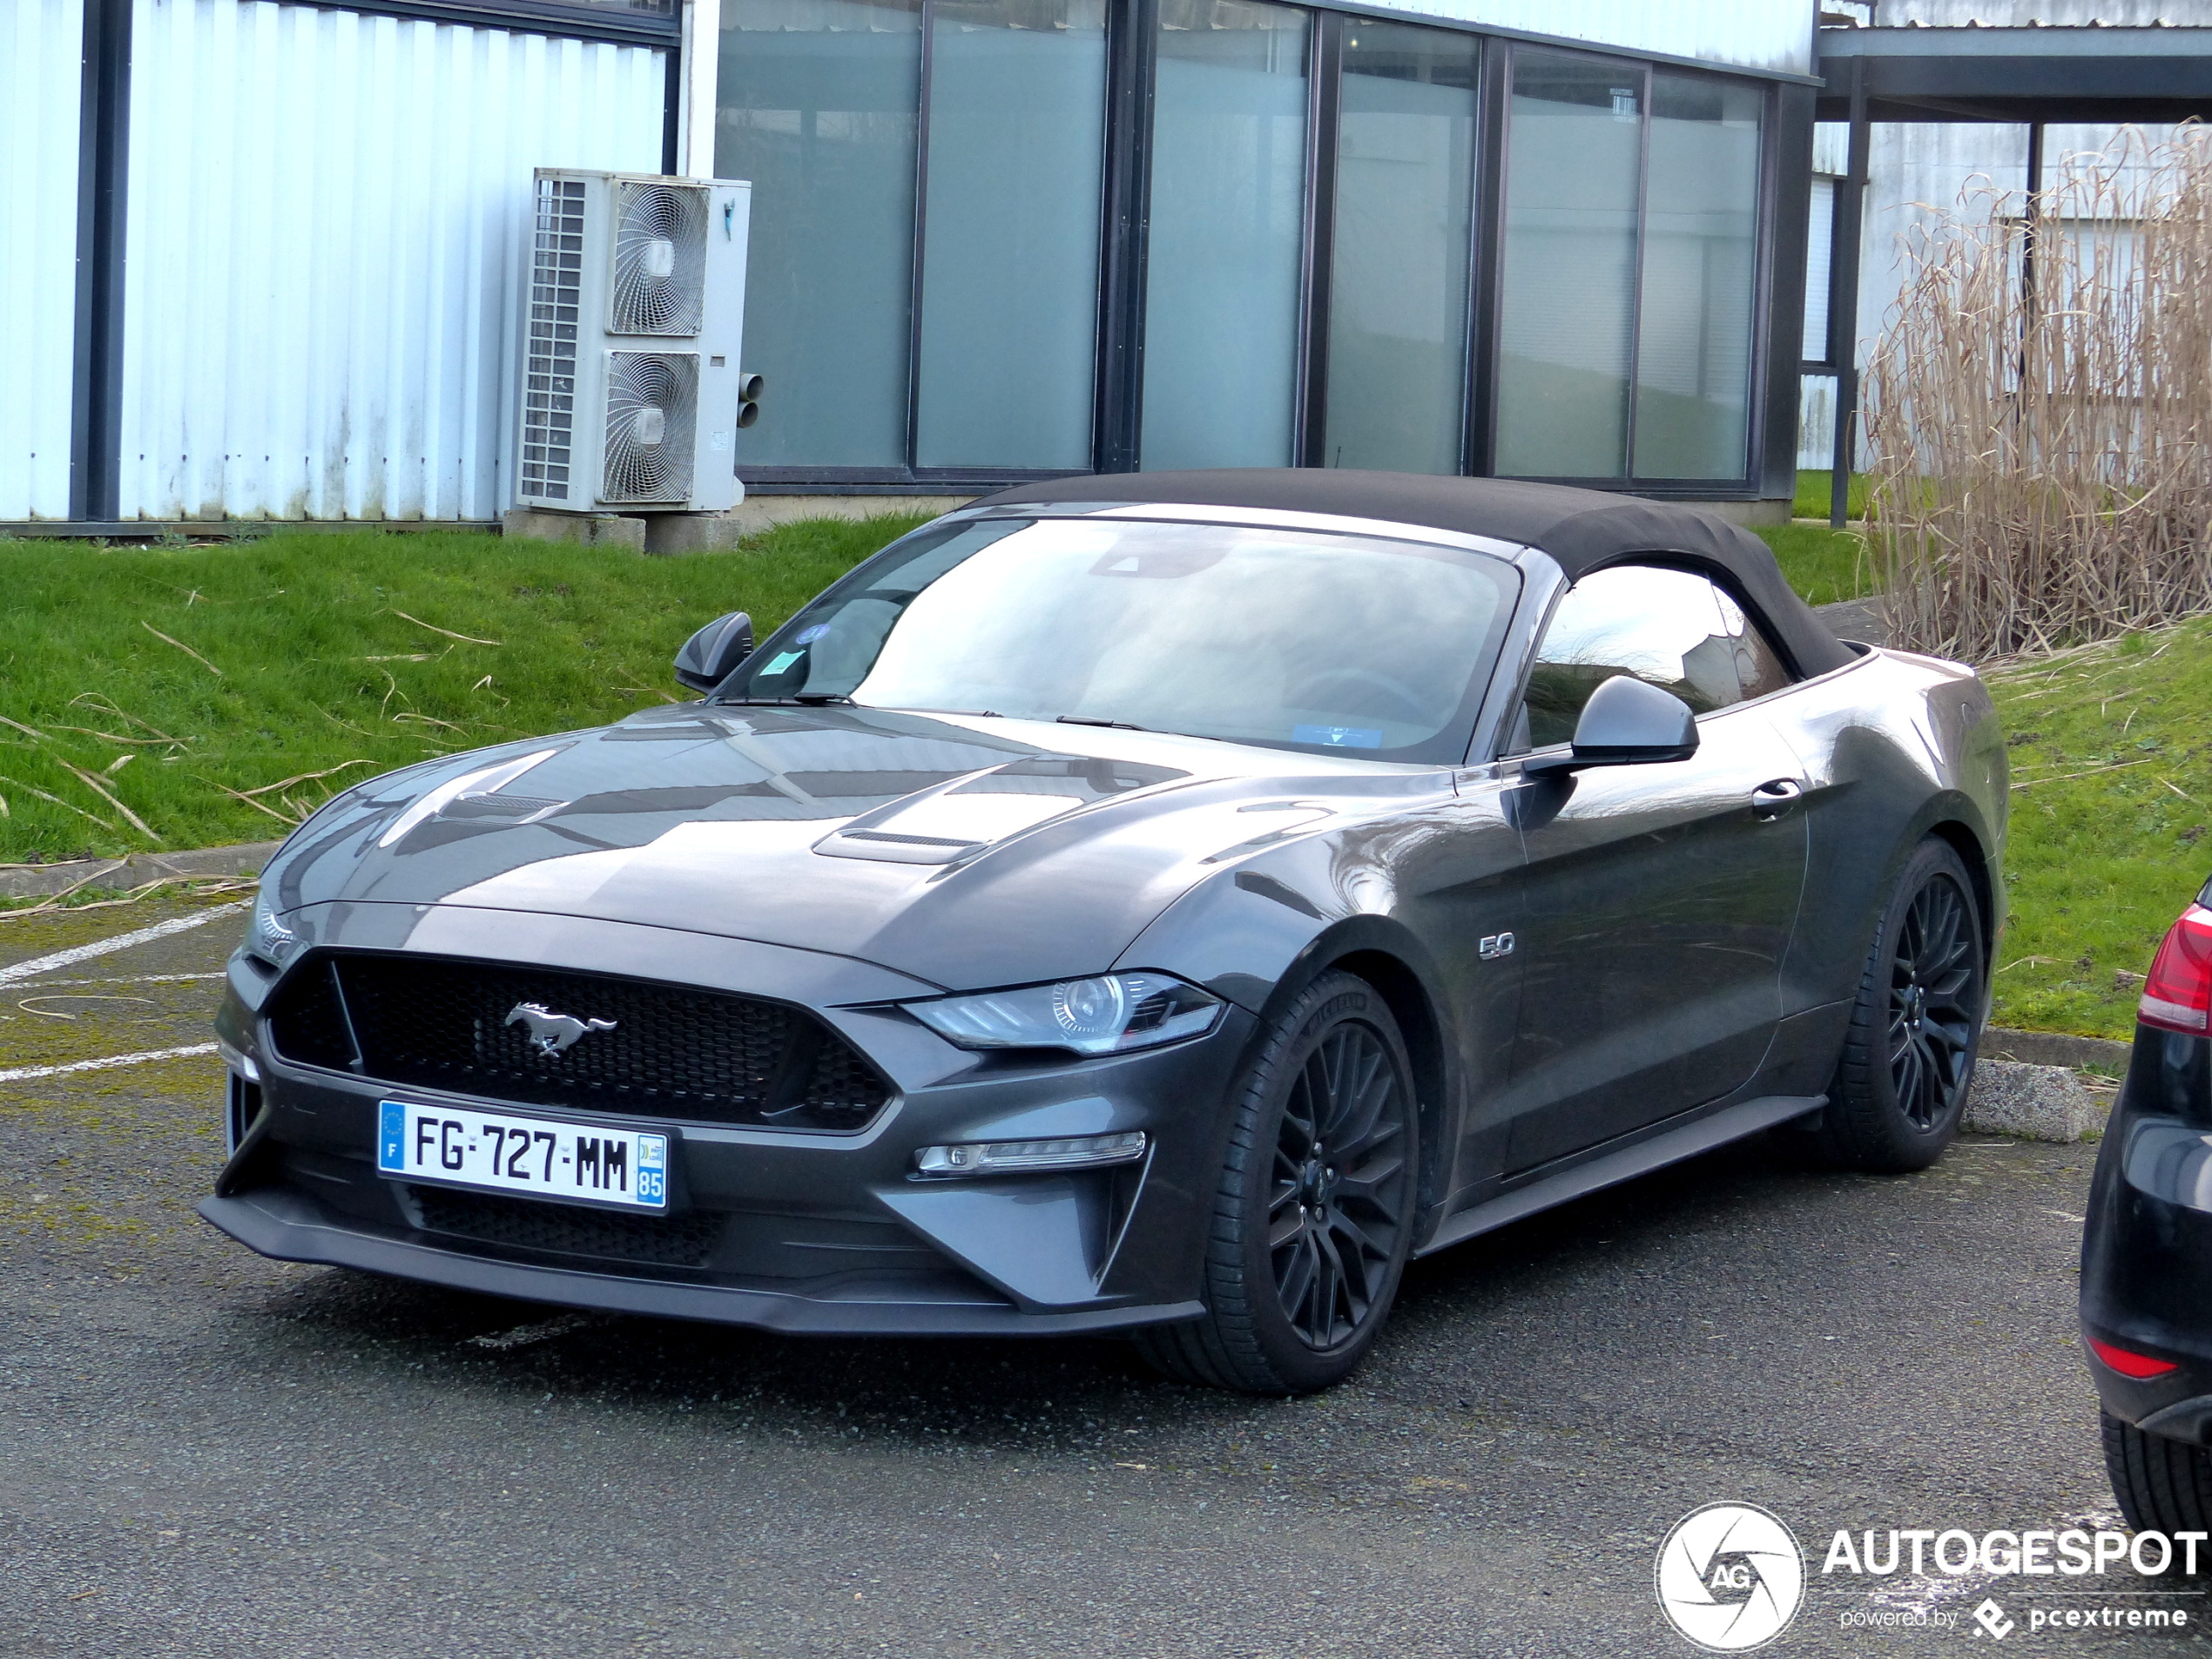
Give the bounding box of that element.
[1655,1502,1806,1651]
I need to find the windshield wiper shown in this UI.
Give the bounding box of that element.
[1055,714,1148,732]
[710,693,852,708]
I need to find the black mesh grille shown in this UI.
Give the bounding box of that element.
[412,1185,723,1267]
[272,960,354,1070]
[265,953,890,1132]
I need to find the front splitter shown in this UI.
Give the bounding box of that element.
[199,1190,1204,1338]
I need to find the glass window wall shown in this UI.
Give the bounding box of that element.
[1140,0,1309,471]
[1494,52,1642,479]
[716,0,923,468]
[1322,22,1479,475]
[914,0,1108,469]
[709,8,1772,489]
[1632,74,1761,479]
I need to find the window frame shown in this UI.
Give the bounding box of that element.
[1492,555,1803,761]
[1474,43,1778,494]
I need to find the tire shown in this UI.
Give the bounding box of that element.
[1811,835,1986,1173]
[2104,1408,2212,1544]
[1136,970,1419,1395]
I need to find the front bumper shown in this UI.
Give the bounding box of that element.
[204,914,1251,1338]
[2081,1024,2212,1435]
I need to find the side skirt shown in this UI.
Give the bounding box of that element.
[1415,1093,1824,1258]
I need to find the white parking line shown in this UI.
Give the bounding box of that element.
[0,903,248,988]
[28,974,228,988]
[0,1042,220,1083]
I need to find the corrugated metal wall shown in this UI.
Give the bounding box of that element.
[0,0,86,521]
[118,0,664,523]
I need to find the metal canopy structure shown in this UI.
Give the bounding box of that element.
[1811,24,2212,524]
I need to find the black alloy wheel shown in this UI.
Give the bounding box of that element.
[1812,836,1986,1172]
[1137,969,1418,1394]
[1888,873,1979,1130]
[1269,1021,1410,1350]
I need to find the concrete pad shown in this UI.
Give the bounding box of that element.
[500,508,647,550]
[642,512,750,556]
[721,493,975,536]
[1963,1056,2104,1142]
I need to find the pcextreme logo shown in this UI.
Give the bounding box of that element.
[1656,1502,1807,1652]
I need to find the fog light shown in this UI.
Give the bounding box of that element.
[215,1038,260,1082]
[914,1130,1146,1177]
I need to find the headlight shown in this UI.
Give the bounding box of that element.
[904,972,1224,1056]
[248,885,299,968]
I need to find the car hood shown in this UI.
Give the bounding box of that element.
[264,702,1453,991]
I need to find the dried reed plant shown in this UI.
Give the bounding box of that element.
[1865,125,2212,659]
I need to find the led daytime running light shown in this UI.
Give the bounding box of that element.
[915,1131,1147,1177]
[907,972,1223,1056]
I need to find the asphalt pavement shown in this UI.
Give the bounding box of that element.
[0,895,2191,1656]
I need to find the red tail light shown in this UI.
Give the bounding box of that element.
[2141,904,2212,1035]
[2090,1338,2180,1380]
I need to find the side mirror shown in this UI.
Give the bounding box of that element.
[674,610,754,693]
[1523,673,1698,776]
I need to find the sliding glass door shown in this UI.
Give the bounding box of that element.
[1494,52,1642,479]
[715,0,923,469]
[914,0,1108,469]
[1494,48,1766,483]
[1321,21,1479,474]
[1139,0,1309,470]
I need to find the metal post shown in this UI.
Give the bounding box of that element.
[1828,56,1869,530]
[2020,120,2044,396]
[70,0,132,523]
[1095,0,1159,474]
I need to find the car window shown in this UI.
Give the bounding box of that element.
[714,515,1521,764]
[1519,563,1793,750]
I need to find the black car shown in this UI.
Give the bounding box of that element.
[2082,887,2212,1523]
[204,470,2007,1393]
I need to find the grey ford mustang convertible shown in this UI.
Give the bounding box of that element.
[205,471,2006,1393]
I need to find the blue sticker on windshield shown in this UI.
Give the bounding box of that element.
[1294,724,1383,750]
[794,624,829,644]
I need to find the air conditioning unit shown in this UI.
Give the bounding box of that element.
[514,170,752,516]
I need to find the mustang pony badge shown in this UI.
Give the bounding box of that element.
[506,1001,617,1058]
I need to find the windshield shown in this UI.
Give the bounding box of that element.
[713,515,1518,762]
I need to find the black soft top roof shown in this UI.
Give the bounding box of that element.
[974,469,1854,678]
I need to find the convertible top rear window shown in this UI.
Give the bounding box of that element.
[716,515,1518,763]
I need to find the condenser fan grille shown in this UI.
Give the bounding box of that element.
[602,352,698,503]
[610,182,708,336]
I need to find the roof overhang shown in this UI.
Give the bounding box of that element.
[1816,26,2212,123]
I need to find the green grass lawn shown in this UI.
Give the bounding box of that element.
[1755,523,1874,606]
[0,515,930,863]
[1792,469,1868,522]
[1986,623,2212,1038]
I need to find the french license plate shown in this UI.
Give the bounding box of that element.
[376,1101,669,1211]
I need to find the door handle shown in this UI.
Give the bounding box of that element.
[1750,778,1804,819]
